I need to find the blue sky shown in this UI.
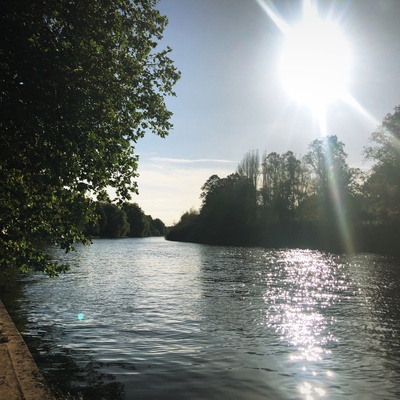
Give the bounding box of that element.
[134,0,400,225]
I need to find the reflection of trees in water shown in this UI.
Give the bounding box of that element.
[24,331,125,400]
[6,273,125,400]
[0,272,27,329]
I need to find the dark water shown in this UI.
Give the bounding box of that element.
[11,238,400,399]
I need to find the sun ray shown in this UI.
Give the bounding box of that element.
[255,0,370,255]
[341,90,380,127]
[324,145,355,254]
[254,0,291,35]
[341,92,400,158]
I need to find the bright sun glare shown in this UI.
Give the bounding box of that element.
[256,0,361,257]
[280,16,352,108]
[258,0,353,126]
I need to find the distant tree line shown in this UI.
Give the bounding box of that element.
[167,106,400,255]
[86,202,166,239]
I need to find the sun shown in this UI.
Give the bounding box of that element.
[257,0,352,118]
[280,15,352,109]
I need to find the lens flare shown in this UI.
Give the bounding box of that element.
[254,0,383,254]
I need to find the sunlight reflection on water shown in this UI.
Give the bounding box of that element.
[13,239,400,400]
[263,249,346,398]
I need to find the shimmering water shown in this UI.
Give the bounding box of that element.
[15,237,400,399]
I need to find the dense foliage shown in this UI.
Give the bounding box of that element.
[0,0,179,275]
[364,106,400,224]
[168,110,400,255]
[87,202,166,238]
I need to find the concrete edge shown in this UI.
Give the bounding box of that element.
[0,299,55,400]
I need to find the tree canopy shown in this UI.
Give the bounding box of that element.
[167,126,400,255]
[0,0,180,275]
[364,107,400,224]
[87,202,166,238]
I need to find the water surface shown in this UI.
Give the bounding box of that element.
[16,238,400,399]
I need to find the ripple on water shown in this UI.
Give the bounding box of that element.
[13,239,400,399]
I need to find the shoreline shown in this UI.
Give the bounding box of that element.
[0,299,55,400]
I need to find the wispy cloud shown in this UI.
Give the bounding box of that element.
[149,157,236,164]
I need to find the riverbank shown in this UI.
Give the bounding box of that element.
[0,299,55,400]
[166,219,400,256]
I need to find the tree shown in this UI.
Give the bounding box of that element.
[237,150,260,190]
[364,107,400,223]
[143,215,166,236]
[260,152,285,219]
[0,0,180,275]
[151,218,167,236]
[166,208,200,242]
[301,135,361,252]
[260,151,308,221]
[97,204,130,238]
[303,135,354,219]
[122,202,147,237]
[199,174,256,244]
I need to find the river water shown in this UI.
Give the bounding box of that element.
[12,237,400,399]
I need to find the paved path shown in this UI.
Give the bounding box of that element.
[0,300,55,400]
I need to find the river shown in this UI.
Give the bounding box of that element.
[10,237,400,399]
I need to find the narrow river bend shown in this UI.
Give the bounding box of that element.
[13,237,400,399]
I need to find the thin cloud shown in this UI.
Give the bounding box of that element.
[149,157,236,164]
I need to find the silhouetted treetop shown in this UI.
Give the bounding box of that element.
[168,124,400,255]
